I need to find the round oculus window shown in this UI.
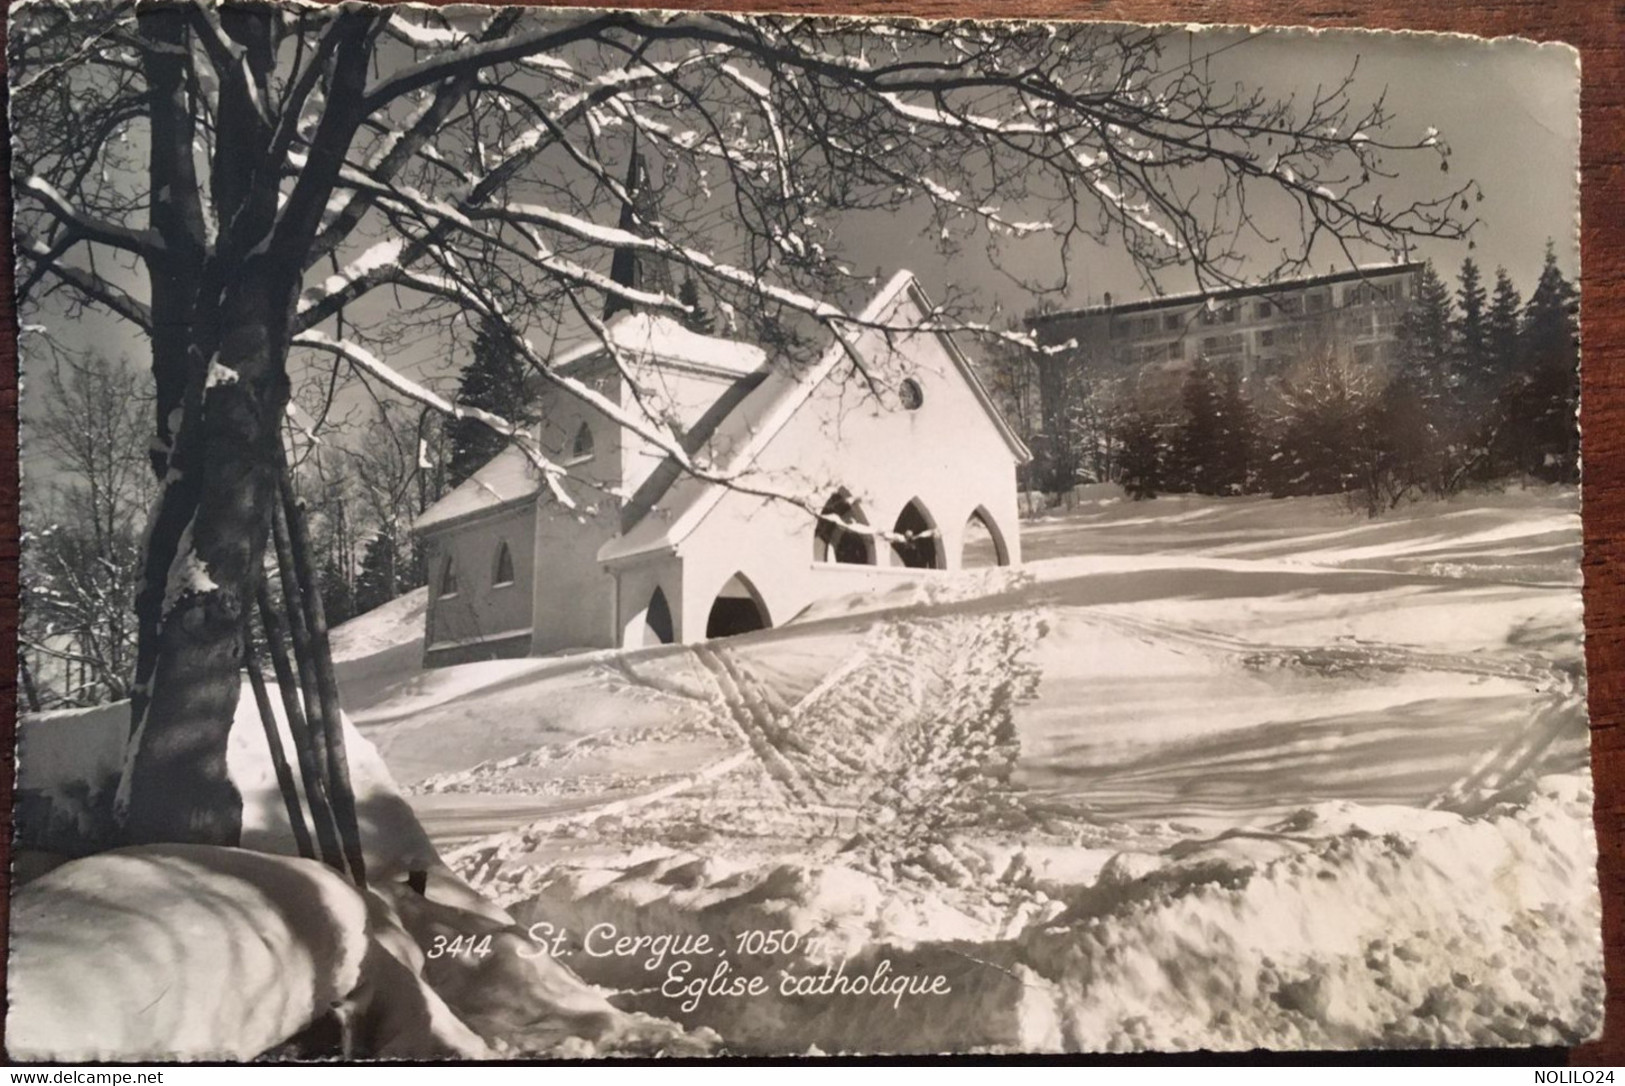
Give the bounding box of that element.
[899,377,924,410]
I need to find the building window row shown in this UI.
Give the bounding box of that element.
[1108,277,1411,345]
[438,539,518,598]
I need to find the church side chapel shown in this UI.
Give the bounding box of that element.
[414,157,1029,667]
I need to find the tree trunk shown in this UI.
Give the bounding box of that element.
[116,273,292,846]
[117,7,376,847]
[256,580,346,871]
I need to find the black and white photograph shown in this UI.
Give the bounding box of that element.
[6,0,1597,1061]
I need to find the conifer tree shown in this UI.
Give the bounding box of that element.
[1453,257,1489,402]
[1173,359,1222,494]
[1265,351,1375,498]
[1117,412,1165,501]
[446,318,529,490]
[1389,260,1461,475]
[1214,363,1256,495]
[1523,241,1580,362]
[354,530,401,615]
[319,557,356,626]
[1499,241,1580,482]
[1486,266,1524,381]
[1398,261,1455,390]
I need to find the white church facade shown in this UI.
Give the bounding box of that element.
[413,270,1030,667]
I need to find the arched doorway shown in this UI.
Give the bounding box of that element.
[961,507,1010,568]
[706,573,771,639]
[890,499,943,570]
[624,586,674,647]
[813,488,875,565]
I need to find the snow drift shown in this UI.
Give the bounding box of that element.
[490,774,1599,1054]
[9,688,712,1061]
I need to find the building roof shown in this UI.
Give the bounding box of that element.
[413,443,540,534]
[1029,261,1424,325]
[414,273,1032,553]
[547,312,767,379]
[415,313,770,535]
[597,270,1031,565]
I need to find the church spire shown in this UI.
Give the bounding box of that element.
[604,135,673,320]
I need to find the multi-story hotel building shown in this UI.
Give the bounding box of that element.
[1026,262,1423,397]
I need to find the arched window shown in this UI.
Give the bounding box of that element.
[961,508,1010,568]
[890,500,943,569]
[492,541,515,586]
[644,587,674,645]
[439,555,459,597]
[571,421,595,460]
[813,488,875,565]
[706,573,771,639]
[623,586,675,648]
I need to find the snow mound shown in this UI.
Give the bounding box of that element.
[330,586,428,663]
[468,774,1599,1055]
[16,687,437,881]
[1017,773,1603,1052]
[5,845,442,1062]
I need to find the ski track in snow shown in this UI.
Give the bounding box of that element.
[312,488,1600,1054]
[447,602,1046,888]
[431,586,1581,861]
[1073,608,1587,811]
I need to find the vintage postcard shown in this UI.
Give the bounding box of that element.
[7,0,1597,1060]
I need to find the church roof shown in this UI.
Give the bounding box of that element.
[597,270,1031,565]
[547,313,768,380]
[413,443,540,534]
[414,273,1031,548]
[414,313,767,534]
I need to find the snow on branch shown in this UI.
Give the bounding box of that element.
[290,330,577,508]
[21,177,164,258]
[361,11,633,111]
[16,232,153,332]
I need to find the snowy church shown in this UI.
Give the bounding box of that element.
[414,210,1029,666]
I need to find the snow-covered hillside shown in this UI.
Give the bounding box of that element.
[317,484,1598,1054]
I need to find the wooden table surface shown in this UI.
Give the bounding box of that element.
[0,0,1618,1064]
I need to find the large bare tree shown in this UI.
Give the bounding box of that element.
[10,1,1476,845]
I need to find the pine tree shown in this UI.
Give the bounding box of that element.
[319,557,356,626]
[1117,412,1164,500]
[1398,261,1455,382]
[1173,359,1222,494]
[1523,240,1580,362]
[678,275,716,335]
[1214,363,1256,495]
[1265,350,1375,498]
[1453,257,1489,403]
[1366,366,1443,507]
[1499,241,1580,482]
[354,530,401,614]
[446,318,528,489]
[1390,260,1462,478]
[1486,266,1524,381]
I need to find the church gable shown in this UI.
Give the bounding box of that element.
[599,271,1030,564]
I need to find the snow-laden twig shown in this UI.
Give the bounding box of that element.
[290,330,577,508]
[21,177,165,257]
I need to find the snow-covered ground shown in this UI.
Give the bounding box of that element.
[319,483,1598,1054]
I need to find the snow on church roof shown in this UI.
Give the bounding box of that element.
[598,270,1028,564]
[548,312,768,377]
[413,443,540,533]
[414,315,770,534]
[414,273,1028,545]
